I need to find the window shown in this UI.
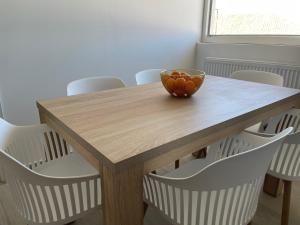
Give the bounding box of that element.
[203,0,300,45]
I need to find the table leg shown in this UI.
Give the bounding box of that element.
[281,180,292,225]
[263,174,283,197]
[101,164,144,225]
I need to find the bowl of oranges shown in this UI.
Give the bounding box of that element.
[160,69,205,97]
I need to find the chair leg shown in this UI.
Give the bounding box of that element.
[281,180,292,225]
[143,202,149,216]
[175,159,180,169]
[263,174,283,197]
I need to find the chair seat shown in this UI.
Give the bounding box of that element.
[246,122,261,133]
[35,152,98,177]
[164,158,212,178]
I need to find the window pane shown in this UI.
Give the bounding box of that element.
[209,0,300,35]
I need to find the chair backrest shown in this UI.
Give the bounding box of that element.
[0,148,101,225]
[231,70,284,86]
[0,118,71,183]
[264,108,300,180]
[265,109,300,134]
[144,128,292,225]
[135,69,163,85]
[207,130,271,162]
[67,76,125,96]
[0,119,100,224]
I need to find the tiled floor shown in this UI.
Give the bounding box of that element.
[1,181,300,225]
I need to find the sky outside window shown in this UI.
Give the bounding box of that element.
[210,0,300,35]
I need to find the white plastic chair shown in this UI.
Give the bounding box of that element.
[231,70,284,133]
[144,128,292,225]
[0,118,101,225]
[231,70,284,86]
[258,108,300,225]
[67,76,125,96]
[135,69,163,85]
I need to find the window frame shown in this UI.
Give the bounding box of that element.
[202,0,300,46]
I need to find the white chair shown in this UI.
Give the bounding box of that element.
[231,70,284,86]
[67,76,125,96]
[259,108,300,225]
[0,118,101,225]
[231,70,284,133]
[144,128,292,225]
[135,69,163,85]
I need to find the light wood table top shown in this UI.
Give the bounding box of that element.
[37,75,300,170]
[37,75,300,225]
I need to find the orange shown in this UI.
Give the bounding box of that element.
[174,89,186,97]
[171,74,179,80]
[165,78,176,92]
[185,80,196,95]
[171,71,183,79]
[172,78,186,97]
[161,74,170,84]
[174,78,186,90]
[180,72,187,76]
[171,71,180,76]
[192,76,204,87]
[183,75,192,81]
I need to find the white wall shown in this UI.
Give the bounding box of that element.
[0,0,202,124]
[196,42,300,68]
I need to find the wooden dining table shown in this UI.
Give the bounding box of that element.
[37,75,300,225]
